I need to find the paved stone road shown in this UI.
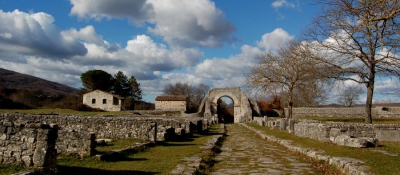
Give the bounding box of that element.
[211,124,317,175]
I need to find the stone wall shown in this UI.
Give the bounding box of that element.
[155,101,186,111]
[263,118,400,147]
[57,130,95,156]
[293,120,400,143]
[0,120,57,173]
[285,107,400,118]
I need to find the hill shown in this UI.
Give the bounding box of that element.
[0,68,79,96]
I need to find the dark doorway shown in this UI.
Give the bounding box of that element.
[217,97,234,123]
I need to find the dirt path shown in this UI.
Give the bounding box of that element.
[211,124,317,175]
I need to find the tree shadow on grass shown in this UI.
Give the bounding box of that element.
[157,142,197,147]
[58,166,159,175]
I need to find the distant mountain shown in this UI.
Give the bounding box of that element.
[0,68,79,96]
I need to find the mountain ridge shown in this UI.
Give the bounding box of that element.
[0,68,79,96]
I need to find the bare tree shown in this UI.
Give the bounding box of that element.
[246,40,330,119]
[306,0,400,123]
[337,84,364,107]
[163,82,210,112]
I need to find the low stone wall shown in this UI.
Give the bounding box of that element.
[294,120,400,142]
[0,120,57,173]
[285,107,400,118]
[0,114,210,154]
[57,130,95,156]
[262,118,400,147]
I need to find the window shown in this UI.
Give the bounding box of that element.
[103,99,107,104]
[113,97,119,105]
[92,99,96,104]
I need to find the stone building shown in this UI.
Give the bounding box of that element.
[82,90,125,111]
[155,95,187,111]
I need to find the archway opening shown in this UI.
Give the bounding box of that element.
[217,96,234,123]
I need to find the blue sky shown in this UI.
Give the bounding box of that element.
[0,0,399,103]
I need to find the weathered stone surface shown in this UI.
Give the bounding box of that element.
[0,121,57,174]
[375,130,400,142]
[244,124,374,175]
[331,135,378,148]
[212,124,315,174]
[285,107,400,118]
[291,119,400,144]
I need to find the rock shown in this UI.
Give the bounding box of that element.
[333,135,378,148]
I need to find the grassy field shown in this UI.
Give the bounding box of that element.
[247,123,400,175]
[57,125,223,175]
[95,139,148,153]
[0,164,27,175]
[0,108,131,115]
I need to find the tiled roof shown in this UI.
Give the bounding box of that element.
[155,95,187,101]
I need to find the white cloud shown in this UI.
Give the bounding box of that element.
[272,0,296,9]
[192,45,261,80]
[257,28,294,50]
[0,10,87,59]
[69,0,236,48]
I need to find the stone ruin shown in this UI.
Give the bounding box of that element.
[0,113,214,174]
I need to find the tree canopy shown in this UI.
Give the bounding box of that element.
[306,0,400,123]
[80,70,114,92]
[81,70,142,104]
[246,40,330,118]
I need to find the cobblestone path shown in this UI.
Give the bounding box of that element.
[211,124,317,175]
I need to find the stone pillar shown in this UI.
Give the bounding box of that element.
[280,118,286,131]
[33,124,58,174]
[288,119,295,134]
[153,122,157,142]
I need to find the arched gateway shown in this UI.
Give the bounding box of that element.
[198,87,260,123]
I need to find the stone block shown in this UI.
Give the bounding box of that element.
[0,134,7,140]
[0,126,6,133]
[33,141,49,167]
[22,156,33,167]
[332,135,378,148]
[280,118,286,131]
[375,130,400,142]
[36,130,50,141]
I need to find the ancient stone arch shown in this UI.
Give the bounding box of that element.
[199,87,260,123]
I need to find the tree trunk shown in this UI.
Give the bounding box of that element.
[289,101,293,119]
[365,76,375,124]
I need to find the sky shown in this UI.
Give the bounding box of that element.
[0,0,399,104]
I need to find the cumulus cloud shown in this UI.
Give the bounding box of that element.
[0,10,87,60]
[0,9,204,88]
[192,45,261,80]
[257,28,294,50]
[69,0,236,48]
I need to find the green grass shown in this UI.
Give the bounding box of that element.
[0,108,131,115]
[0,164,27,175]
[96,139,147,153]
[57,124,223,175]
[247,123,400,175]
[297,117,400,124]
